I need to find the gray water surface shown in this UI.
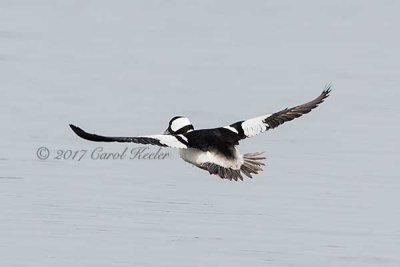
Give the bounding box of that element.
[1,1,399,266]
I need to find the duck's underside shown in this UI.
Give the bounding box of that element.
[199,152,266,181]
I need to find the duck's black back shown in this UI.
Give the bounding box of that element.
[184,128,240,159]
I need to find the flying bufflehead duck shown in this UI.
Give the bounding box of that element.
[70,86,331,181]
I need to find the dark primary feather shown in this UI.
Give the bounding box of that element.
[69,124,168,147]
[264,86,331,129]
[228,86,331,141]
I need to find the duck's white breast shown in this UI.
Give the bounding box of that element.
[179,148,244,170]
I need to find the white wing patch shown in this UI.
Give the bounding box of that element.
[177,134,188,143]
[141,135,188,149]
[223,126,239,134]
[241,115,271,137]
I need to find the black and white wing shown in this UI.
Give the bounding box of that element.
[69,124,188,149]
[226,86,331,140]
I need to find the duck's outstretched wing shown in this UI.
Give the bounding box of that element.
[69,124,188,149]
[224,85,331,141]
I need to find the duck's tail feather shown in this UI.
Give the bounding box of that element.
[240,152,266,178]
[199,152,266,181]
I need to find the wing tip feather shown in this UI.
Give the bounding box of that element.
[322,83,332,97]
[69,124,85,137]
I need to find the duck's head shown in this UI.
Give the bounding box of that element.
[163,116,194,135]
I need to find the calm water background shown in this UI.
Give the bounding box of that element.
[1,1,399,266]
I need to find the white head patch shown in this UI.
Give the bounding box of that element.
[171,117,192,132]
